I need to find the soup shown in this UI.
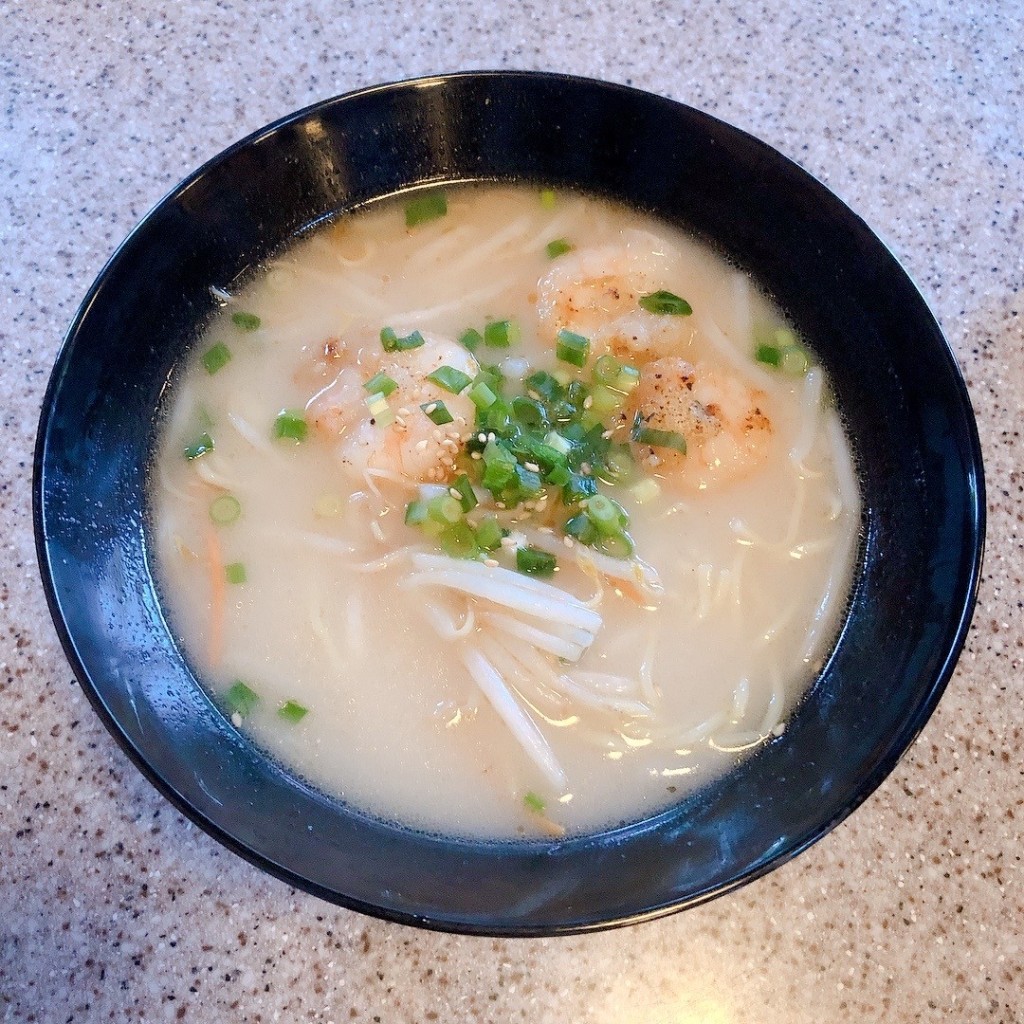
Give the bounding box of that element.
[150,185,860,838]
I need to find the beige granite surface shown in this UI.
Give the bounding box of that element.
[1,0,1022,1020]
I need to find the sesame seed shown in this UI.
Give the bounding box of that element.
[501,537,517,549]
[432,429,444,442]
[583,396,593,409]
[580,462,592,475]
[471,451,482,460]
[416,439,430,451]
[563,535,575,548]
[423,402,437,415]
[398,407,412,417]
[394,415,407,427]
[601,430,613,439]
[484,558,499,568]
[478,432,487,443]
[495,501,506,510]
[231,711,243,727]
[487,432,496,442]
[538,526,555,534]
[523,462,540,473]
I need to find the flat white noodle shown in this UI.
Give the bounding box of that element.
[788,366,824,468]
[460,646,567,791]
[695,311,777,389]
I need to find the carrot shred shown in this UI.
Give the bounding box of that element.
[205,527,226,667]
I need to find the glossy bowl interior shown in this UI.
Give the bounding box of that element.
[34,72,984,935]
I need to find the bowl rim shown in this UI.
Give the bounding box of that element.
[33,69,987,936]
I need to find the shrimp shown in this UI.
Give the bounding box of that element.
[536,230,695,361]
[627,357,774,491]
[305,327,479,484]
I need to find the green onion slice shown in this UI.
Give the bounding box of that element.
[539,189,557,210]
[427,365,473,394]
[380,326,426,353]
[226,680,259,717]
[363,371,398,397]
[639,290,693,316]
[556,329,590,368]
[459,327,483,352]
[450,473,477,513]
[421,400,454,426]
[524,791,546,813]
[231,311,261,331]
[475,516,503,552]
[224,562,247,585]
[484,319,520,348]
[202,342,231,375]
[545,238,573,259]
[184,432,214,460]
[516,546,557,576]
[278,699,309,723]
[209,494,242,525]
[273,409,308,443]
[440,521,479,559]
[405,192,448,227]
[631,413,688,455]
[468,380,497,410]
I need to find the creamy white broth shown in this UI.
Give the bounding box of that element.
[151,185,860,838]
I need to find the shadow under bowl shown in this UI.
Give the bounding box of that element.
[33,71,985,936]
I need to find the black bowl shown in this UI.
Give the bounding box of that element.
[33,72,984,935]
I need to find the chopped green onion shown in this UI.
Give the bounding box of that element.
[202,342,231,375]
[562,472,598,505]
[639,290,692,316]
[427,365,473,394]
[539,188,557,210]
[364,391,396,427]
[278,699,308,723]
[631,413,688,454]
[755,343,782,366]
[440,521,479,559]
[225,562,247,585]
[516,546,557,576]
[231,311,261,331]
[428,495,463,525]
[273,409,308,443]
[524,370,563,404]
[475,516,503,552]
[405,192,447,227]
[630,478,662,504]
[363,371,398,397]
[564,512,596,545]
[601,446,634,483]
[380,326,426,353]
[545,238,573,259]
[226,680,259,717]
[459,327,483,352]
[556,329,590,368]
[597,532,634,559]
[546,463,572,487]
[524,790,546,813]
[511,395,548,428]
[209,494,241,525]
[588,383,625,416]
[184,432,214,460]
[468,380,497,410]
[592,354,622,386]
[421,400,454,426]
[584,494,628,536]
[544,431,572,457]
[405,499,428,525]
[484,319,520,348]
[475,364,505,394]
[450,473,477,513]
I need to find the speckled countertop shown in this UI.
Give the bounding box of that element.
[2,1,1021,1020]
